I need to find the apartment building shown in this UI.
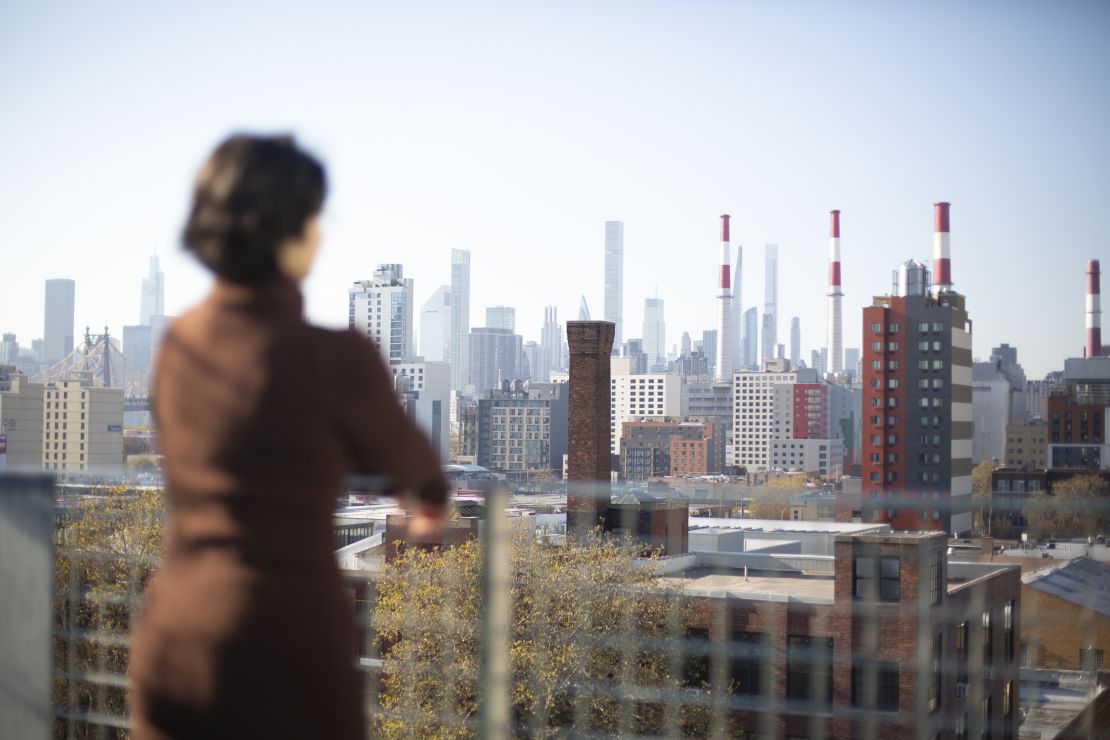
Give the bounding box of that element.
[860,262,974,534]
[476,381,568,474]
[669,531,1021,739]
[610,371,682,455]
[732,359,820,471]
[41,371,123,473]
[0,365,44,469]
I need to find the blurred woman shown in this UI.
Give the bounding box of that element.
[128,135,446,739]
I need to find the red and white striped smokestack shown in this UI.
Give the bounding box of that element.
[932,202,952,295]
[827,210,843,374]
[715,214,734,382]
[1088,259,1102,358]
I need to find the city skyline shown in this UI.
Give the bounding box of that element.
[2,3,1109,378]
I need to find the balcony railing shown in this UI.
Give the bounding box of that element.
[2,472,1108,739]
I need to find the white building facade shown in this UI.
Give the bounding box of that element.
[349,264,415,366]
[610,368,682,455]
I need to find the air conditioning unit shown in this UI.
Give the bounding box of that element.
[983,667,994,680]
[955,683,969,697]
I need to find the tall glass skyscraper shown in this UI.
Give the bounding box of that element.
[761,244,778,364]
[43,278,75,364]
[642,297,665,372]
[604,221,624,348]
[450,249,471,390]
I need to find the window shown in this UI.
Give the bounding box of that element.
[870,322,882,333]
[928,633,942,712]
[887,415,897,427]
[852,660,899,711]
[854,556,900,601]
[787,636,832,710]
[982,695,992,738]
[889,323,899,333]
[887,360,899,370]
[955,713,968,740]
[933,322,944,332]
[887,378,899,389]
[919,341,930,352]
[871,341,882,351]
[682,628,710,688]
[983,610,993,666]
[887,342,898,352]
[1079,647,1104,671]
[871,360,882,371]
[919,322,930,333]
[870,415,881,427]
[926,553,942,605]
[729,631,765,697]
[1003,601,1014,662]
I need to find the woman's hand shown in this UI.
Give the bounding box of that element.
[406,501,446,542]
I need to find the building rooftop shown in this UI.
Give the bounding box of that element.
[1019,667,1107,739]
[688,517,888,535]
[660,566,834,603]
[1023,557,1110,618]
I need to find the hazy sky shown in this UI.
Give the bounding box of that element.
[2,1,1108,378]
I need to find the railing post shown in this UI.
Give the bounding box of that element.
[0,472,54,740]
[479,485,510,739]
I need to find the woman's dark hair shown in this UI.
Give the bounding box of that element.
[183,134,327,285]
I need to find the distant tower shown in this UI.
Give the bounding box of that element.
[419,285,451,363]
[762,244,778,364]
[43,279,75,364]
[450,249,471,390]
[140,254,165,326]
[604,221,624,348]
[643,298,666,372]
[715,215,734,383]
[485,306,516,331]
[541,306,562,374]
[742,307,758,370]
[932,202,952,296]
[349,264,415,365]
[1087,259,1102,357]
[827,210,844,373]
[790,317,801,367]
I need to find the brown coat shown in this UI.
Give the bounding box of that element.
[128,279,446,739]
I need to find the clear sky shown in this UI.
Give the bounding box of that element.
[2,1,1107,378]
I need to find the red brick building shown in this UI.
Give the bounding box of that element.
[670,531,1020,738]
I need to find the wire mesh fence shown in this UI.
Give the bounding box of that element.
[1,474,1105,738]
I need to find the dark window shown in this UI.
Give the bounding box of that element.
[1079,648,1104,671]
[682,628,709,688]
[729,631,765,697]
[956,621,969,684]
[880,557,900,600]
[852,660,899,711]
[787,635,833,710]
[928,633,942,713]
[983,610,994,667]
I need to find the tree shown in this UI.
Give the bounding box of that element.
[372,526,698,738]
[971,460,996,535]
[1024,474,1110,540]
[748,489,793,520]
[53,484,165,738]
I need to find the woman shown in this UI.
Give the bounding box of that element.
[128,134,447,739]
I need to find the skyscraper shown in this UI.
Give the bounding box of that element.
[43,279,75,364]
[140,254,165,326]
[790,317,800,368]
[541,306,562,374]
[742,307,758,370]
[419,285,451,362]
[860,203,973,535]
[604,221,624,348]
[469,327,522,393]
[761,244,778,365]
[642,298,665,372]
[349,264,414,365]
[450,249,471,390]
[485,306,516,332]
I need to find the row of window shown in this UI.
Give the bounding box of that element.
[869,321,948,334]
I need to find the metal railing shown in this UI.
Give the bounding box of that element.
[2,473,1108,739]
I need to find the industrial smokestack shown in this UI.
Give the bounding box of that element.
[932,202,952,295]
[827,209,843,374]
[715,214,734,382]
[1088,259,1102,358]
